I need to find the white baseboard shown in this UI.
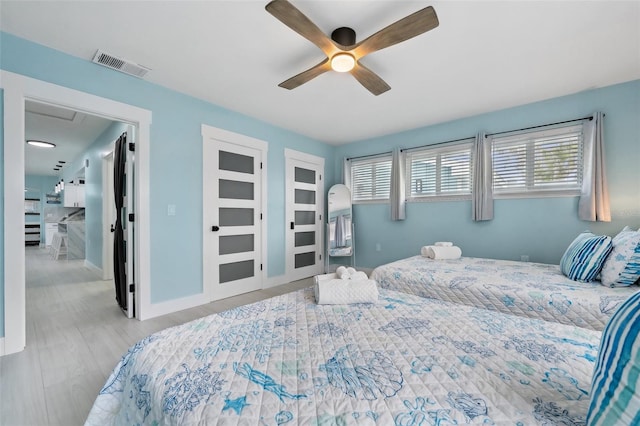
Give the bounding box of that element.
[84,259,103,276]
[142,293,209,321]
[263,275,289,289]
[0,337,5,356]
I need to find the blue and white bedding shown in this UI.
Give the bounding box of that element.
[86,287,600,425]
[372,256,640,331]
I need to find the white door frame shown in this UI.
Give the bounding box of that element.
[102,150,115,281]
[202,124,268,301]
[284,148,325,282]
[2,70,152,355]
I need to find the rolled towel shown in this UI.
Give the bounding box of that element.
[315,279,379,305]
[435,241,453,247]
[423,245,462,260]
[336,266,350,280]
[346,267,357,276]
[420,245,436,257]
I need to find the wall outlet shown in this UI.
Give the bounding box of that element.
[167,204,176,216]
[375,243,381,252]
[520,255,529,262]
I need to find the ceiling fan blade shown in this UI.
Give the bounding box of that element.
[350,62,391,96]
[278,58,333,90]
[353,6,439,58]
[266,0,338,56]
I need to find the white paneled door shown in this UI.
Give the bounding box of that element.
[203,126,267,301]
[285,149,324,282]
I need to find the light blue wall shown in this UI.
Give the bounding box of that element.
[2,29,638,341]
[0,89,4,336]
[335,80,640,268]
[0,31,335,331]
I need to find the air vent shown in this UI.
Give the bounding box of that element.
[92,50,150,78]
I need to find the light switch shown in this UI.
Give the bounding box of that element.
[167,204,176,216]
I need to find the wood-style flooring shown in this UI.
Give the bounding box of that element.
[0,247,312,426]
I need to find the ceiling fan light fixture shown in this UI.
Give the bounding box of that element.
[331,53,355,73]
[26,139,56,148]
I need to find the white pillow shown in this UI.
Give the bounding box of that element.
[600,227,640,287]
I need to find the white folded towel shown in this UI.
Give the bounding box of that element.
[350,271,369,281]
[315,278,379,305]
[435,241,453,247]
[314,273,335,285]
[421,245,462,260]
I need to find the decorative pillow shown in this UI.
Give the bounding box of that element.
[560,231,613,282]
[600,227,640,287]
[586,290,640,425]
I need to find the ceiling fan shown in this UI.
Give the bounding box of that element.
[265,0,439,95]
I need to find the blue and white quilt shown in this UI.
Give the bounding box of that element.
[372,256,640,331]
[86,287,600,425]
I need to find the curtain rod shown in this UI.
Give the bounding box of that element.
[400,135,475,153]
[486,115,597,138]
[346,151,392,161]
[347,114,601,160]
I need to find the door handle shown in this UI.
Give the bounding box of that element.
[110,224,115,233]
[290,221,294,230]
[211,225,220,232]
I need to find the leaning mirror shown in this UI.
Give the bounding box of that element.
[327,184,353,258]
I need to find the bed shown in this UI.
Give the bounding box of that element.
[371,256,640,331]
[86,287,600,425]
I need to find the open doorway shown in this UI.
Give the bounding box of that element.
[2,71,152,355]
[23,101,135,345]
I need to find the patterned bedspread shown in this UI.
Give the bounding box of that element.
[86,287,600,425]
[372,256,640,331]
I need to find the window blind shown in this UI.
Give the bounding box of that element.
[406,142,473,199]
[491,124,583,194]
[350,155,392,202]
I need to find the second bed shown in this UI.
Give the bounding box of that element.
[371,256,639,331]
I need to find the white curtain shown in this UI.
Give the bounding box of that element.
[472,132,493,221]
[579,112,611,222]
[390,147,406,221]
[343,157,351,188]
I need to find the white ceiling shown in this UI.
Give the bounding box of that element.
[25,101,114,177]
[2,1,639,145]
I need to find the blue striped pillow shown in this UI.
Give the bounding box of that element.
[587,290,640,425]
[560,232,613,282]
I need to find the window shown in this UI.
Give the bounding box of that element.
[349,155,392,202]
[406,141,473,201]
[491,124,583,196]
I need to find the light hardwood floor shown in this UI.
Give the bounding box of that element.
[0,247,312,426]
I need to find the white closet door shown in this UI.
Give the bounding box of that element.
[203,127,267,301]
[285,150,324,281]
